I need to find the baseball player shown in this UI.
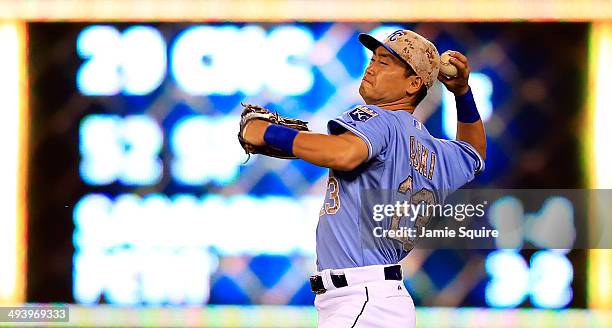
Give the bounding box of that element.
[239,29,485,327]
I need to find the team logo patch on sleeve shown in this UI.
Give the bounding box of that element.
[349,106,378,122]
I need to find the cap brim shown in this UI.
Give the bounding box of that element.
[358,33,385,52]
[358,33,414,73]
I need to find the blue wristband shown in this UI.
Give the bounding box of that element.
[455,87,481,123]
[263,124,299,155]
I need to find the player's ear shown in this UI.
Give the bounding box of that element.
[405,75,423,96]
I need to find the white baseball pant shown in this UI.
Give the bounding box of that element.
[314,265,416,328]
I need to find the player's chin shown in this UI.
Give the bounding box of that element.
[358,83,372,101]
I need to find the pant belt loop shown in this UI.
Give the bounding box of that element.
[320,269,335,291]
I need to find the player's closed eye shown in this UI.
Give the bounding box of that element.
[369,57,389,66]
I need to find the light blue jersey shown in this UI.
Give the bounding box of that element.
[316,105,485,270]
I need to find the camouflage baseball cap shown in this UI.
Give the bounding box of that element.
[359,29,440,89]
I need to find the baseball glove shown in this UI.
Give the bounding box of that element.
[238,103,310,160]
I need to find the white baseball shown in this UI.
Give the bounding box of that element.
[439,51,458,77]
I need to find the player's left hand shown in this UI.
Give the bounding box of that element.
[437,51,470,96]
[238,103,310,160]
[242,119,269,147]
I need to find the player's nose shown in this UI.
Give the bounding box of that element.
[364,65,376,77]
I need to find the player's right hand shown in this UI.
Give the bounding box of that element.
[437,51,470,96]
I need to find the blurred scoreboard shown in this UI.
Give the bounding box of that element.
[26,22,588,308]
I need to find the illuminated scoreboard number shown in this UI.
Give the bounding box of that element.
[485,250,573,308]
[77,26,167,96]
[79,115,163,185]
[77,25,315,96]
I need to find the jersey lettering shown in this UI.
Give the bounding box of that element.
[320,176,340,216]
[410,136,436,180]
